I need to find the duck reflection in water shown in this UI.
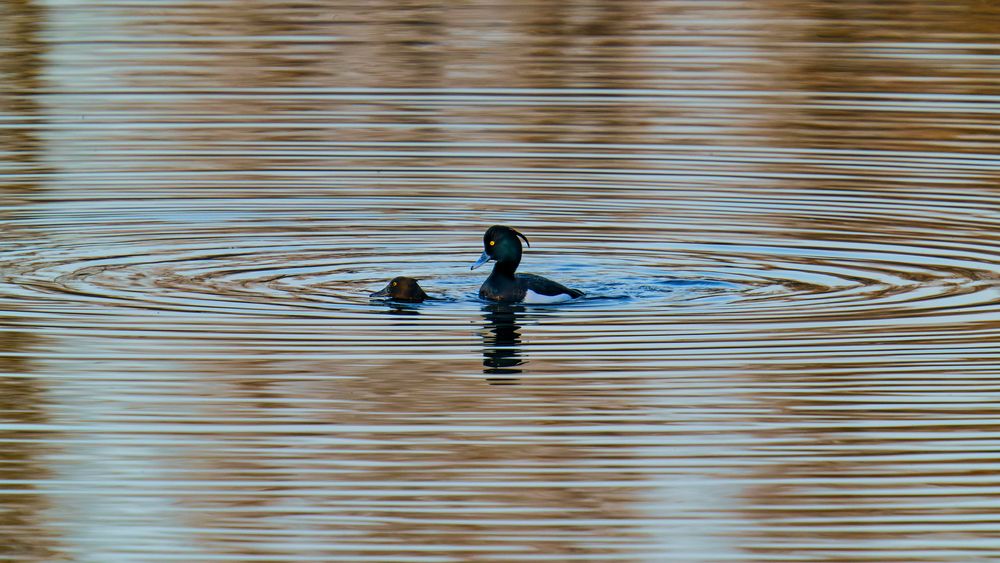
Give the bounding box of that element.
[481,303,525,385]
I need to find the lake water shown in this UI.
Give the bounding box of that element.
[2,1,1000,561]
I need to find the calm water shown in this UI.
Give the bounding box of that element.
[3,1,1000,561]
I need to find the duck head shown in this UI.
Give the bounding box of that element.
[471,225,530,272]
[370,276,428,303]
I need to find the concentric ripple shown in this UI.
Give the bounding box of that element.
[4,182,998,329]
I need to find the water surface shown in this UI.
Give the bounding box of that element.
[2,1,1000,561]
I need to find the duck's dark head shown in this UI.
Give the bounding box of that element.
[471,225,530,272]
[370,276,428,303]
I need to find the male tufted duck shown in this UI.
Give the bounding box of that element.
[471,225,583,304]
[370,276,429,303]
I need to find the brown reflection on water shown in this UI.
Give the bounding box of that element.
[770,0,1000,94]
[0,320,60,561]
[737,359,1000,562]
[75,0,765,183]
[161,341,650,559]
[136,0,647,89]
[767,0,1000,91]
[488,0,651,148]
[760,0,1000,154]
[0,4,59,555]
[0,0,48,188]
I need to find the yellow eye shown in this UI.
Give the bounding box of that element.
[489,240,495,246]
[392,282,397,286]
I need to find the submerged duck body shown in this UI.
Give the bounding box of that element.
[370,276,428,303]
[471,225,583,304]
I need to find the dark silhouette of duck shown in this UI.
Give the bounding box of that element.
[471,225,583,304]
[370,276,428,303]
[481,303,525,383]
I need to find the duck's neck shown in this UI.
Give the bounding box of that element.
[489,259,519,280]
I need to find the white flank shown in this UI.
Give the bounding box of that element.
[523,289,573,304]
